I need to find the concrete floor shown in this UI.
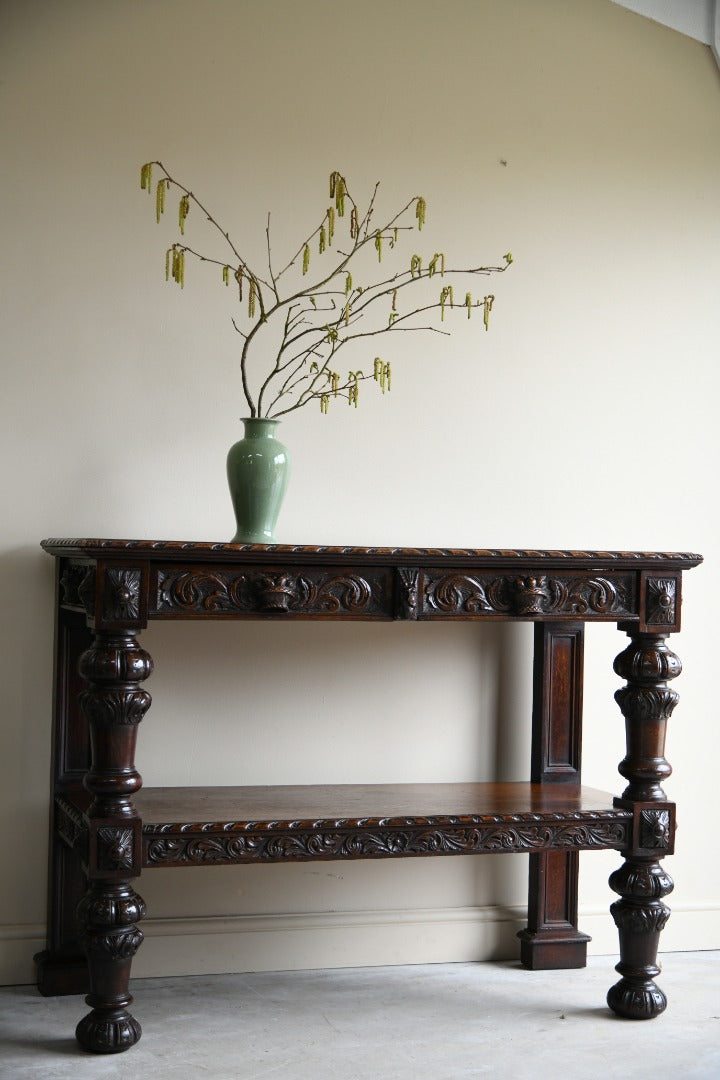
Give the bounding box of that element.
[1,953,718,1080]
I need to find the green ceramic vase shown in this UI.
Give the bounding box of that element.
[226,418,290,543]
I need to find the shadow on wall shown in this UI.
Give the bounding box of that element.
[137,613,535,938]
[137,617,533,788]
[0,545,58,918]
[489,621,534,913]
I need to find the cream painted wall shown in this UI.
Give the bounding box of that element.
[1,0,718,985]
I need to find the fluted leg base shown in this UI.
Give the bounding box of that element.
[607,976,666,1020]
[76,1006,142,1053]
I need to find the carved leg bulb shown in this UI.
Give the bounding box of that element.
[607,631,680,1020]
[75,631,152,1053]
[75,883,146,1051]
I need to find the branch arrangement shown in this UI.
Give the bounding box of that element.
[140,162,512,418]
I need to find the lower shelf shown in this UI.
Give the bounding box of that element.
[126,783,632,867]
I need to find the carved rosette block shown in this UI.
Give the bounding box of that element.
[644,576,678,628]
[607,631,681,1020]
[75,631,153,1052]
[102,567,142,622]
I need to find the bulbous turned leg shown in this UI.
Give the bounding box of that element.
[607,629,680,1020]
[76,883,146,1052]
[75,630,152,1052]
[607,857,673,1019]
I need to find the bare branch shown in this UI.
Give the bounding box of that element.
[265,212,280,301]
[139,162,511,420]
[150,160,273,295]
[231,318,248,342]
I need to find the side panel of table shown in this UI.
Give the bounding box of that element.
[519,622,590,968]
[36,588,92,996]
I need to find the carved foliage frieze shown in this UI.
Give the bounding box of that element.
[422,571,635,619]
[610,900,671,935]
[144,816,630,867]
[81,927,145,960]
[155,567,391,617]
[80,688,152,727]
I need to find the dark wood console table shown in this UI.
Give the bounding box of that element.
[35,539,702,1053]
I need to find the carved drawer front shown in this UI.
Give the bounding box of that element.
[154,565,394,618]
[421,569,637,619]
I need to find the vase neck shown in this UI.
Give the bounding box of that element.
[242,418,280,438]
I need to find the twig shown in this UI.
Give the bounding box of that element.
[140,162,511,419]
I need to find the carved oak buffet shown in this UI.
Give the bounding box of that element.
[35,539,702,1054]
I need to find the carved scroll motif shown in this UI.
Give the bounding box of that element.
[423,572,634,618]
[158,570,252,612]
[425,574,497,614]
[301,574,376,613]
[156,568,389,616]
